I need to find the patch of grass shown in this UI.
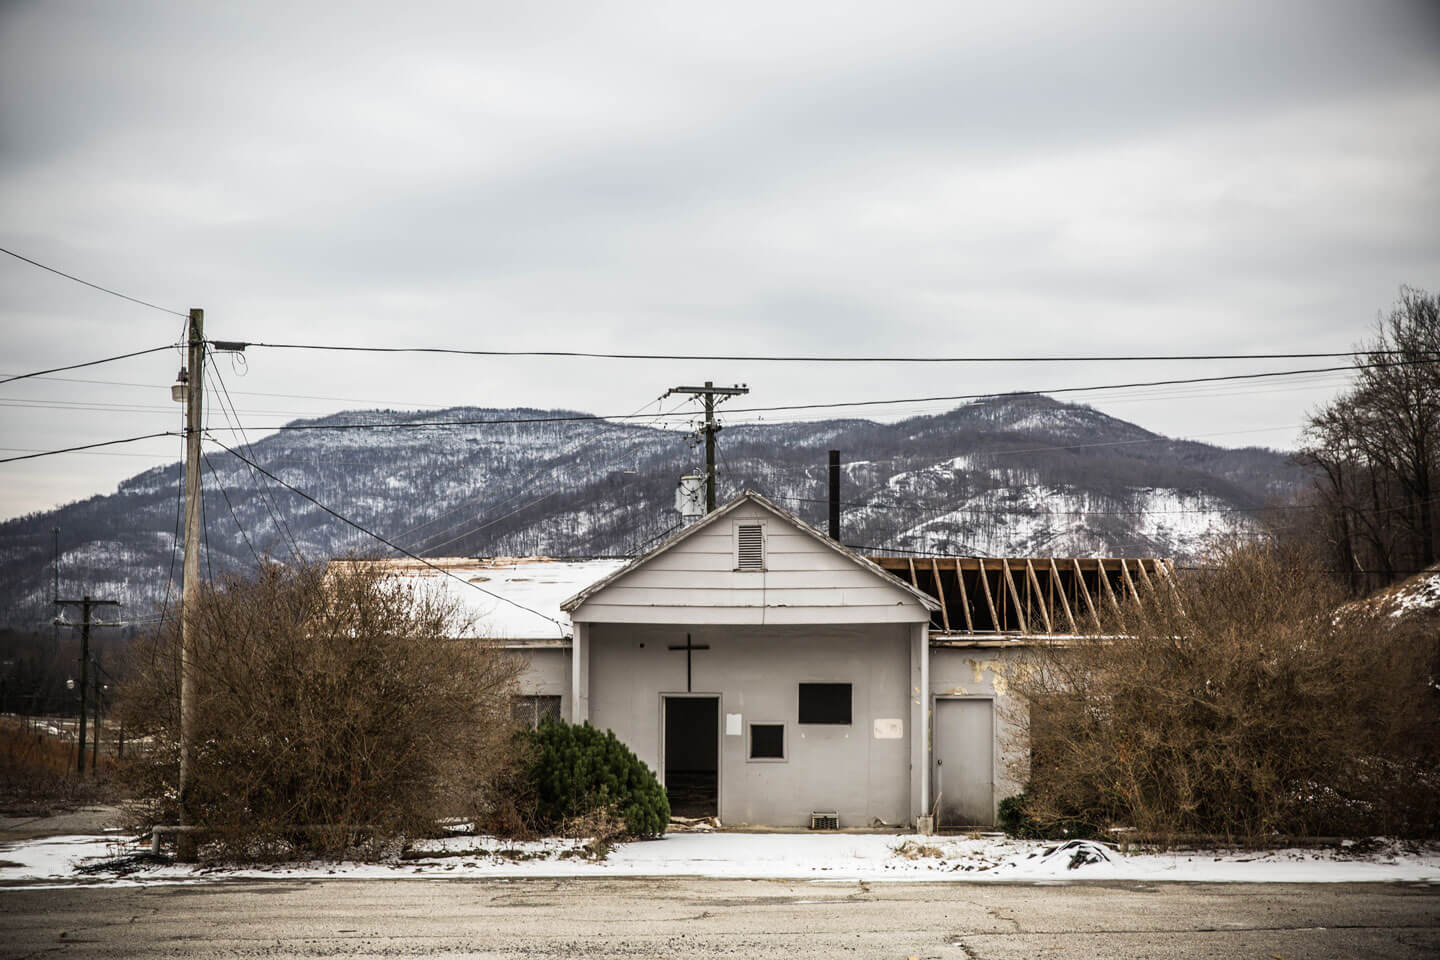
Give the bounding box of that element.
[0,722,118,816]
[893,840,945,859]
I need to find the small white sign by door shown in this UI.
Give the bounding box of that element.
[725,713,743,736]
[873,718,903,739]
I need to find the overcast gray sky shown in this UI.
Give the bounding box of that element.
[2,0,1437,520]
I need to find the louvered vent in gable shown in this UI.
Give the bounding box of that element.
[736,523,765,571]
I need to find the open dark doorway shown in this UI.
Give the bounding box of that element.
[663,696,718,818]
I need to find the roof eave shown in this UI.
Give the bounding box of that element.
[560,489,941,614]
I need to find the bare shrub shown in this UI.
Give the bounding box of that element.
[114,559,525,860]
[556,803,628,858]
[0,720,116,815]
[892,840,946,860]
[1013,540,1440,843]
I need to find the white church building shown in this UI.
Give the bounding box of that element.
[382,490,1169,830]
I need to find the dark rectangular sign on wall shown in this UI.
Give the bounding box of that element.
[798,683,852,724]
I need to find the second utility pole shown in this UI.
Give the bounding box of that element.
[665,381,748,512]
[178,307,205,861]
[53,595,119,774]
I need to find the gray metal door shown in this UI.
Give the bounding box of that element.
[933,698,994,827]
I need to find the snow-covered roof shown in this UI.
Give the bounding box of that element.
[344,557,627,640]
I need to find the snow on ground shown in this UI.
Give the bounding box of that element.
[1386,569,1440,619]
[2,833,1437,889]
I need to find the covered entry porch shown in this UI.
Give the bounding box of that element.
[569,621,930,829]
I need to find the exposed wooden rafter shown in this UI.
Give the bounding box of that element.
[863,554,1172,637]
[1155,558,1185,615]
[1050,558,1077,632]
[975,558,1000,633]
[930,558,951,634]
[1097,559,1122,613]
[954,558,974,634]
[1073,558,1102,629]
[1119,558,1142,606]
[1024,559,1052,633]
[1135,558,1156,595]
[1000,559,1028,634]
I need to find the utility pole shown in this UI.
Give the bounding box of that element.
[178,307,205,861]
[829,450,841,541]
[91,653,103,772]
[53,595,119,774]
[665,381,748,512]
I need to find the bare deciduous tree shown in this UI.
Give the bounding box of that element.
[1301,287,1440,591]
[116,559,525,860]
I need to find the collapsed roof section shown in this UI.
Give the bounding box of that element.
[866,555,1176,638]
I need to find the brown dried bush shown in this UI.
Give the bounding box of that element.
[0,721,116,815]
[1012,540,1440,843]
[114,559,526,860]
[556,803,628,858]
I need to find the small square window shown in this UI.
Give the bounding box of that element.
[798,683,852,725]
[749,723,785,760]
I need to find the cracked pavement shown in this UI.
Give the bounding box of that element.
[1,877,1436,958]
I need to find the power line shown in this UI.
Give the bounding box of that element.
[0,431,177,464]
[721,373,1358,428]
[0,397,358,418]
[203,434,569,636]
[0,365,1354,428]
[206,355,302,562]
[421,490,559,555]
[713,360,1438,418]
[771,492,1291,518]
[375,391,679,552]
[203,453,262,567]
[200,458,214,585]
[230,339,1416,363]
[156,421,185,634]
[0,246,187,317]
[0,371,490,411]
[202,358,1440,436]
[629,518,687,557]
[0,345,178,386]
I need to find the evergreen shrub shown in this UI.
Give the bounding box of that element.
[527,716,669,838]
[997,787,1096,840]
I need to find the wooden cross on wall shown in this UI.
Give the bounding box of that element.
[667,633,710,692]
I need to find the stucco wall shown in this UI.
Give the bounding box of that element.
[587,621,913,828]
[513,646,571,717]
[928,645,1031,818]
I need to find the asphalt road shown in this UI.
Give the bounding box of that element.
[1,877,1436,959]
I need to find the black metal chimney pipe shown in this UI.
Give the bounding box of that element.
[828,450,841,541]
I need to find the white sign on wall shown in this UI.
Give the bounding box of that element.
[873,718,903,739]
[725,713,743,736]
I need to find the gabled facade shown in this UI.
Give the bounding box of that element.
[559,491,940,827]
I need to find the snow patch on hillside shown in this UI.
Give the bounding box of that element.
[895,486,1253,557]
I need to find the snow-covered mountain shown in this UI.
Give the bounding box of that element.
[0,395,1306,627]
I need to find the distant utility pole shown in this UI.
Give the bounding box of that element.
[53,595,119,774]
[665,381,749,512]
[91,652,103,772]
[177,307,205,861]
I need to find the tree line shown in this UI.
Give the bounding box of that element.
[1299,287,1439,593]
